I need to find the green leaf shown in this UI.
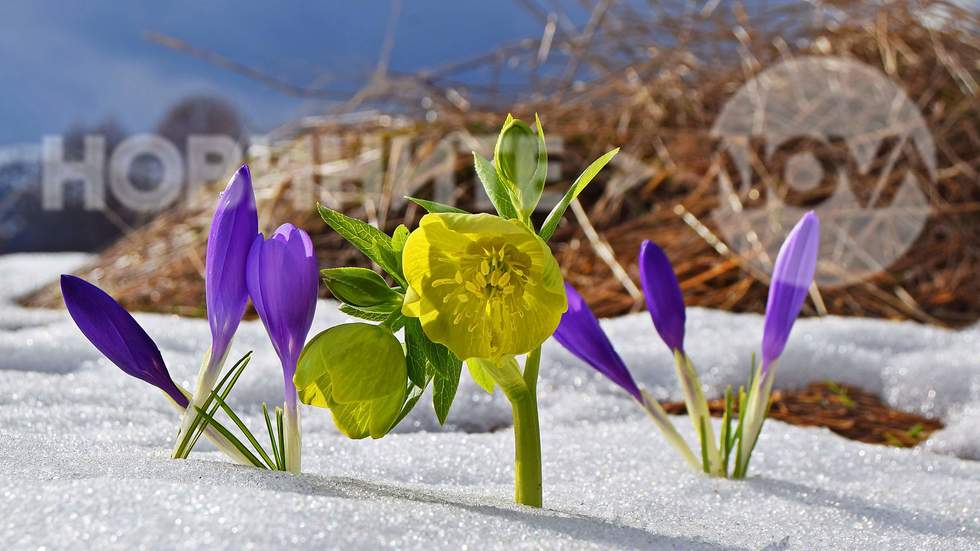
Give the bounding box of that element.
[207,390,277,470]
[473,153,519,219]
[195,407,268,469]
[538,147,620,241]
[432,360,461,425]
[404,319,430,388]
[465,359,496,394]
[339,304,393,322]
[322,267,402,313]
[317,204,405,284]
[423,339,461,425]
[407,197,468,214]
[295,323,407,439]
[263,402,283,470]
[390,382,426,430]
[381,310,406,333]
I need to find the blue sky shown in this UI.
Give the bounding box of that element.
[0,2,577,144]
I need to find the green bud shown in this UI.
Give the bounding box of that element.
[493,114,548,216]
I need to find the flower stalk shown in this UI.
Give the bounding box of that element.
[512,347,543,507]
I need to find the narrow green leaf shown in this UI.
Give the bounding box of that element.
[276,407,286,467]
[263,402,283,470]
[406,196,468,214]
[193,405,267,469]
[208,390,276,470]
[538,147,619,241]
[177,352,252,459]
[473,153,519,219]
[720,385,733,476]
[699,417,710,474]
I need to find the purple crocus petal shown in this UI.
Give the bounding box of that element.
[205,164,259,359]
[246,223,319,379]
[639,240,686,353]
[761,211,820,373]
[553,283,641,400]
[60,275,188,407]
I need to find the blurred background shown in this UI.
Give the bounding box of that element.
[3,0,979,328]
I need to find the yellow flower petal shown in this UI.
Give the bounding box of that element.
[402,213,567,360]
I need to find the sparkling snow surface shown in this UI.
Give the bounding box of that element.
[1,253,978,550]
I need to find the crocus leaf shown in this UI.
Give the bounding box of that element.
[538,148,619,241]
[317,204,403,283]
[473,153,519,219]
[295,323,407,439]
[321,267,402,313]
[465,358,496,394]
[406,197,468,214]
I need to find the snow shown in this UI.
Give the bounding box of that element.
[1,252,978,550]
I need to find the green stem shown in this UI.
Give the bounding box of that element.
[284,401,301,474]
[512,347,543,508]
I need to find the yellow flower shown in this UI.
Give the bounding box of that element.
[402,213,567,360]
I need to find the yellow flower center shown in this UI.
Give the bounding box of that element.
[430,237,532,330]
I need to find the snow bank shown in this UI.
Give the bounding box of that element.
[1,253,977,550]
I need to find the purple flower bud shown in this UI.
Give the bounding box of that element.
[205,165,258,360]
[553,283,641,400]
[61,275,187,407]
[761,211,820,373]
[246,223,319,399]
[639,240,686,353]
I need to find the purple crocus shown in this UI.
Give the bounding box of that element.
[246,223,319,398]
[761,211,820,373]
[247,223,318,473]
[639,240,686,353]
[61,275,187,408]
[205,164,258,364]
[554,282,641,401]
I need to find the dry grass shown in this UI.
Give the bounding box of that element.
[22,0,980,331]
